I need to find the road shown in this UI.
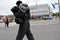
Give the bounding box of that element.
[0,22,60,40]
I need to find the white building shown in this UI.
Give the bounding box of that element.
[29,4,50,16]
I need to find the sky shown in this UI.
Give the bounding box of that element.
[0,0,59,15]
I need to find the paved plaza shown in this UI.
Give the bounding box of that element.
[0,18,60,40]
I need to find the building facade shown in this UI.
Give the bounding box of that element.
[29,4,50,16]
[29,4,51,19]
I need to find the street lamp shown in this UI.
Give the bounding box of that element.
[35,0,39,6]
[35,0,37,6]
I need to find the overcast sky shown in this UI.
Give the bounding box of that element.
[0,0,58,15]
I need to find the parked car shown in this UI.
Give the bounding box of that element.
[42,15,53,20]
[0,20,3,23]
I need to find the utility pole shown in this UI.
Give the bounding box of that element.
[58,0,60,17]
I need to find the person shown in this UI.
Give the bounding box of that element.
[5,17,9,27]
[11,1,35,40]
